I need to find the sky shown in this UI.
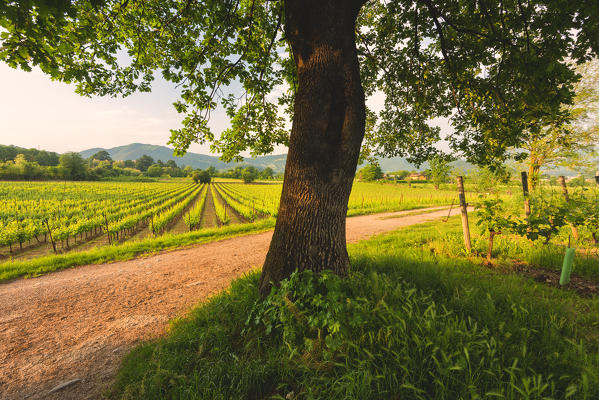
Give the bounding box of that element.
[0,63,231,154]
[0,62,453,156]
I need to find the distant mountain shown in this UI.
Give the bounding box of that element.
[80,143,287,172]
[79,143,474,173]
[367,157,476,174]
[80,143,435,173]
[78,143,593,175]
[374,156,422,172]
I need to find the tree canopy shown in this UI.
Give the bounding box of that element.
[146,164,163,177]
[2,0,597,167]
[359,163,383,181]
[3,0,598,291]
[135,155,154,172]
[198,169,211,183]
[90,150,113,162]
[425,155,453,189]
[520,59,599,189]
[59,152,87,180]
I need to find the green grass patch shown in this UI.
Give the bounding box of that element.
[346,203,452,217]
[427,217,599,283]
[112,219,599,399]
[0,218,276,282]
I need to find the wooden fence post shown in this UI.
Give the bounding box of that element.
[43,219,57,254]
[456,176,472,253]
[558,176,579,241]
[558,176,571,202]
[595,171,599,187]
[104,213,111,245]
[521,171,531,217]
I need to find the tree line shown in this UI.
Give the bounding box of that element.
[0,146,282,182]
[358,158,597,193]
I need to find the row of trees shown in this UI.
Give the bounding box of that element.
[217,166,278,182]
[0,147,284,182]
[358,158,597,194]
[192,165,281,184]
[0,150,184,180]
[0,153,87,180]
[0,144,60,166]
[357,157,454,189]
[88,151,190,179]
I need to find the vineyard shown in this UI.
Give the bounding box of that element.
[2,177,599,400]
[2,177,597,284]
[0,180,460,261]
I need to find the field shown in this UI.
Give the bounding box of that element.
[0,180,460,264]
[3,177,599,399]
[2,178,597,282]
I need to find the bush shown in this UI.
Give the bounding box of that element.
[358,163,383,181]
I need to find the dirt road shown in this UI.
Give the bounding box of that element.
[0,206,462,399]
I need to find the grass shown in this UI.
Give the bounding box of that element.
[0,218,275,282]
[428,217,599,283]
[112,217,599,400]
[479,231,599,282]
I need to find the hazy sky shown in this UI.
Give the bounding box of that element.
[0,63,231,154]
[0,63,452,156]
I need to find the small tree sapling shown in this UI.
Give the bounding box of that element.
[475,198,514,261]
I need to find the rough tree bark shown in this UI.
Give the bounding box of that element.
[259,0,367,295]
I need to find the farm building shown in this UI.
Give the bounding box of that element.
[407,172,427,181]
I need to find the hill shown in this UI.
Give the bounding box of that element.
[80,143,435,173]
[80,143,287,171]
[78,143,592,175]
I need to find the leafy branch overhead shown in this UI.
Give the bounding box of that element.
[519,60,599,189]
[1,0,598,166]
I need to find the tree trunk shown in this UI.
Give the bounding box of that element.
[259,0,367,295]
[528,161,540,191]
[487,231,498,261]
[456,176,472,253]
[521,171,531,217]
[558,176,579,241]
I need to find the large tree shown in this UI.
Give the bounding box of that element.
[135,155,154,172]
[426,155,453,190]
[359,163,384,181]
[59,152,88,180]
[1,0,597,294]
[521,59,599,190]
[90,150,113,162]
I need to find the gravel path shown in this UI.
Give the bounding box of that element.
[0,206,462,400]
